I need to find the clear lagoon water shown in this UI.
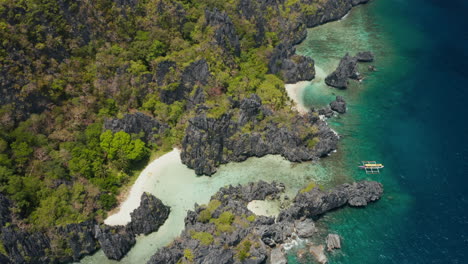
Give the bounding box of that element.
[81,0,468,263]
[289,0,468,263]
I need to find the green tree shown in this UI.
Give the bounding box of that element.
[99,193,117,210]
[146,40,167,62]
[256,74,286,109]
[0,166,13,185]
[0,138,7,152]
[10,141,33,168]
[5,175,44,216]
[100,130,149,163]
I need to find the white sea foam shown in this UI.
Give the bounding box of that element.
[283,233,308,251]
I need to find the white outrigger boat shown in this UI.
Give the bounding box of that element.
[359,161,384,174]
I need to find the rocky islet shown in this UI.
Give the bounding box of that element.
[325,51,375,89]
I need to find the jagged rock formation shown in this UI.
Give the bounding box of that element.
[330,96,347,114]
[213,181,285,203]
[95,225,136,260]
[295,219,317,238]
[104,112,168,142]
[0,194,11,227]
[127,192,170,235]
[268,43,316,83]
[148,180,383,264]
[0,254,10,264]
[261,221,295,247]
[55,220,100,262]
[0,218,99,263]
[153,60,177,86]
[0,226,51,264]
[205,9,241,57]
[309,244,328,264]
[302,0,371,28]
[318,106,335,118]
[325,53,359,89]
[278,181,384,221]
[326,234,341,251]
[0,193,169,263]
[181,94,339,175]
[325,51,375,88]
[270,247,287,264]
[160,59,211,104]
[95,193,170,260]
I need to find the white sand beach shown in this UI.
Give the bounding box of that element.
[247,200,281,217]
[104,149,182,226]
[285,81,310,115]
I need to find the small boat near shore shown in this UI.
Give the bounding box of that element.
[359,161,384,174]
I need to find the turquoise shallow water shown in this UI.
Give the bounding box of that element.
[289,0,468,263]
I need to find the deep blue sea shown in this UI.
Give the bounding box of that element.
[289,0,468,263]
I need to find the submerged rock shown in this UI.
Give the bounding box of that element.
[309,244,328,264]
[297,248,307,259]
[326,234,341,251]
[356,51,375,62]
[330,96,347,114]
[318,106,335,118]
[270,247,288,264]
[213,181,284,203]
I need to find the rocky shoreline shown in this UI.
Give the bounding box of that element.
[147,180,383,264]
[180,94,339,176]
[0,193,170,263]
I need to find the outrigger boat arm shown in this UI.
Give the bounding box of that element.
[359,161,384,174]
